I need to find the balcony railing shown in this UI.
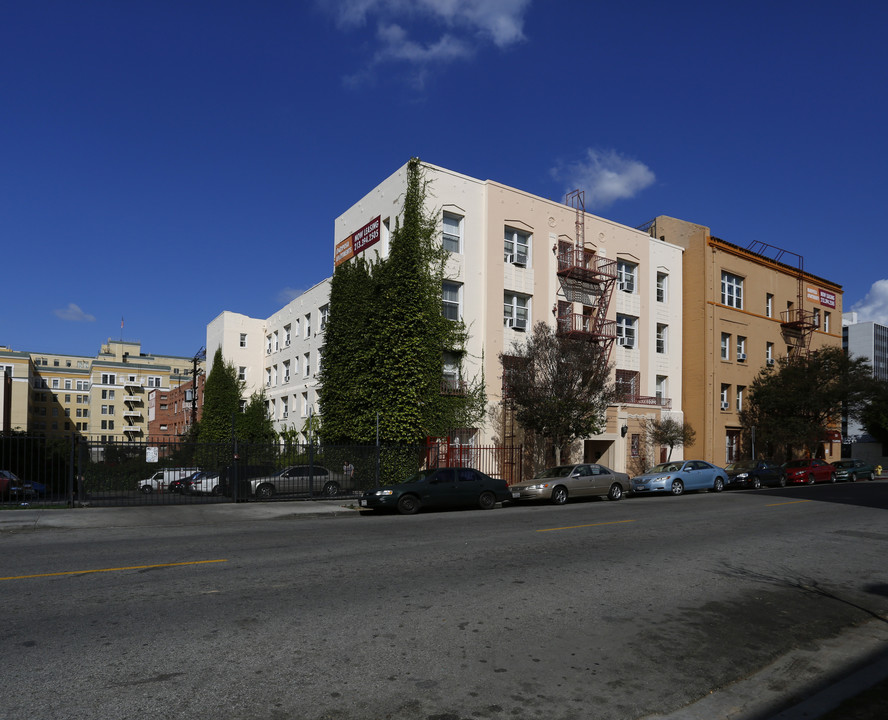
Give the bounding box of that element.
[780,308,818,331]
[617,393,672,409]
[441,378,468,396]
[556,313,617,340]
[557,248,618,283]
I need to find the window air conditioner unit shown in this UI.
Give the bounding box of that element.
[721,401,729,410]
[738,353,747,361]
[285,340,290,347]
[283,412,288,419]
[514,318,527,331]
[504,253,514,264]
[505,318,515,328]
[284,375,290,383]
[515,253,528,266]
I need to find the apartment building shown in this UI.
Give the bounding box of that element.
[644,217,843,464]
[334,161,685,473]
[842,313,888,466]
[206,277,331,440]
[0,340,201,441]
[147,372,206,438]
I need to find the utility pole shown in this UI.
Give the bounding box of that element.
[190,347,206,430]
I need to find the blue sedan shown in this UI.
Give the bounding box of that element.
[631,460,727,496]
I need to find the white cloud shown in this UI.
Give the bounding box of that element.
[277,287,307,305]
[551,148,656,209]
[329,0,530,83]
[54,303,96,323]
[850,279,888,325]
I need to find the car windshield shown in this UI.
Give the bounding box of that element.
[648,462,682,474]
[724,463,753,472]
[534,466,577,479]
[784,460,809,469]
[402,469,440,484]
[832,461,852,468]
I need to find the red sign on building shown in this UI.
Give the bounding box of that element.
[335,216,381,267]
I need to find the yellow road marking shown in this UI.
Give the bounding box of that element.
[766,500,812,507]
[537,519,637,533]
[0,559,228,581]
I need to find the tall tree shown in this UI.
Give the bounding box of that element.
[197,348,242,445]
[319,158,485,444]
[739,346,875,459]
[860,379,888,445]
[643,416,696,461]
[238,390,277,444]
[501,321,615,465]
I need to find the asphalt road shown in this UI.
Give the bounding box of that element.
[2,482,887,720]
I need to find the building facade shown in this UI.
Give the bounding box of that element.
[334,161,685,473]
[644,216,844,464]
[206,278,331,441]
[0,340,202,441]
[842,313,888,466]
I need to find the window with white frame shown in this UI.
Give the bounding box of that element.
[442,352,460,392]
[766,342,774,364]
[766,293,774,318]
[737,336,747,361]
[720,384,730,409]
[656,272,668,303]
[616,314,637,348]
[655,375,667,403]
[282,397,289,419]
[266,368,272,387]
[813,307,820,328]
[320,305,329,332]
[443,213,462,254]
[284,324,291,346]
[504,227,529,266]
[721,272,743,308]
[283,361,290,383]
[442,281,462,321]
[240,333,247,348]
[305,313,311,337]
[617,260,637,293]
[302,392,309,417]
[238,366,246,381]
[272,365,278,386]
[503,293,529,331]
[64,379,71,390]
[656,324,668,354]
[266,335,272,354]
[824,311,831,333]
[304,352,310,377]
[736,385,745,411]
[52,378,59,388]
[721,332,731,360]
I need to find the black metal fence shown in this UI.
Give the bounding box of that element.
[1,434,522,508]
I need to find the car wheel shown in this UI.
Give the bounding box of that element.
[779,474,787,487]
[868,472,875,481]
[671,479,684,496]
[322,481,341,497]
[478,491,496,510]
[752,477,762,490]
[830,473,837,483]
[808,474,815,485]
[607,483,623,501]
[211,485,221,496]
[551,486,569,505]
[140,485,152,494]
[849,472,857,483]
[712,477,725,493]
[397,494,420,515]
[255,484,275,500]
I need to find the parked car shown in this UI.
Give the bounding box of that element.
[250,465,348,499]
[724,460,787,489]
[11,479,47,499]
[631,460,727,496]
[783,459,836,484]
[185,471,223,495]
[359,467,513,514]
[831,459,876,482]
[137,467,201,494]
[1,470,25,499]
[509,463,630,504]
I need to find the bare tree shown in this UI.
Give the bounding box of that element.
[501,322,615,466]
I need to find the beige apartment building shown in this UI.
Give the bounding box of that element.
[334,161,685,473]
[0,340,201,441]
[644,216,843,464]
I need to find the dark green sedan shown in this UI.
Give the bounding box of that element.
[831,459,876,482]
[359,467,514,515]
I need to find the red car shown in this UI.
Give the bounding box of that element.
[783,459,836,484]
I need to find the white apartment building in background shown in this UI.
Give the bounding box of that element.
[334,161,685,473]
[842,312,888,466]
[206,278,331,440]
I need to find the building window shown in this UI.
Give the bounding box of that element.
[266,369,272,388]
[721,333,731,360]
[736,385,745,411]
[302,392,309,417]
[64,379,71,390]
[503,293,529,331]
[616,370,639,401]
[320,304,329,332]
[284,324,291,346]
[304,352,310,377]
[737,336,747,362]
[443,213,462,254]
[305,313,312,337]
[721,272,743,308]
[240,333,247,348]
[238,366,246,381]
[442,352,461,392]
[504,227,529,266]
[656,324,668,354]
[824,312,831,333]
[765,293,773,318]
[266,335,272,355]
[631,434,640,457]
[442,281,462,321]
[273,331,279,352]
[101,373,116,385]
[655,375,667,403]
[283,361,290,383]
[617,260,637,293]
[726,430,740,464]
[813,308,821,328]
[766,342,775,365]
[656,272,668,303]
[720,384,730,410]
[616,315,637,349]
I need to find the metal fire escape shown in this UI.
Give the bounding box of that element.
[746,241,817,360]
[554,190,618,362]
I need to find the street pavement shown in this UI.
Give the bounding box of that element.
[3,488,887,720]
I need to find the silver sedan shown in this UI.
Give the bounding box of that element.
[509,463,630,505]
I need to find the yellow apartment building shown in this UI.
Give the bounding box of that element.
[645,216,843,464]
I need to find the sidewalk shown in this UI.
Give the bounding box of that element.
[0,499,361,532]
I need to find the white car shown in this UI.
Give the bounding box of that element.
[185,471,223,496]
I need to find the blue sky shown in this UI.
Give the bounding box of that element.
[3,0,887,358]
